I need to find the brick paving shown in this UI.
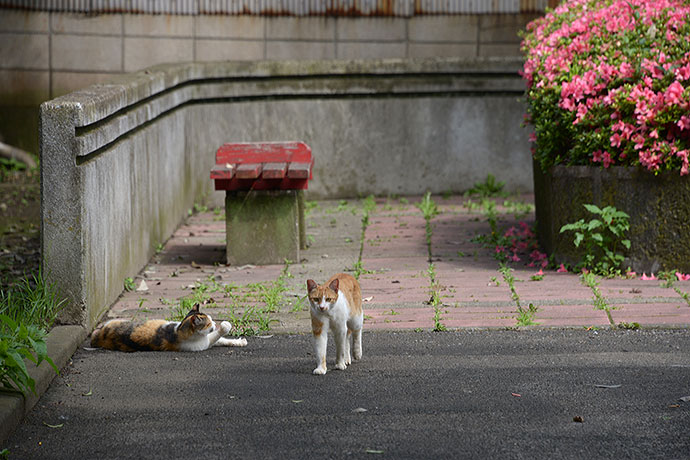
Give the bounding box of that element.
[106,195,690,333]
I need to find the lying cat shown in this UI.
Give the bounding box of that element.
[307,273,363,375]
[90,304,247,352]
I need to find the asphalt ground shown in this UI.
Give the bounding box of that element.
[3,195,690,458]
[3,329,690,459]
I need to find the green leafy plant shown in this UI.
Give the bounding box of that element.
[416,191,440,221]
[468,174,506,198]
[416,192,439,262]
[499,263,539,326]
[426,263,447,331]
[0,314,58,395]
[193,203,209,213]
[580,271,616,328]
[123,277,136,292]
[657,271,690,307]
[560,204,631,275]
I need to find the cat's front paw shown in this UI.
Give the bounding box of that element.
[313,366,327,375]
[219,321,232,334]
[335,361,347,370]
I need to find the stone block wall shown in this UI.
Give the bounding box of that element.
[0,7,541,152]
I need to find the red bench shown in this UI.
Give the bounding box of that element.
[210,142,314,266]
[211,141,313,191]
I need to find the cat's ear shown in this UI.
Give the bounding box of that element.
[181,303,201,324]
[307,279,318,292]
[177,317,192,334]
[328,278,339,293]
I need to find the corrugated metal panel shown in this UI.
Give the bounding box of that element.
[0,0,549,15]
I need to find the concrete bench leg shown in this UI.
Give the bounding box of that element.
[225,190,303,266]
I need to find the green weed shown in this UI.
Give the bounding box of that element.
[499,263,539,326]
[468,174,506,198]
[657,272,690,307]
[580,272,616,328]
[416,192,439,262]
[0,314,58,395]
[0,272,66,331]
[560,204,630,276]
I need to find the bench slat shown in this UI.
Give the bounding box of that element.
[287,162,312,179]
[235,163,263,179]
[261,162,288,179]
[210,163,235,180]
[216,141,311,165]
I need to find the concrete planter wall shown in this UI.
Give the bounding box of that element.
[534,162,690,273]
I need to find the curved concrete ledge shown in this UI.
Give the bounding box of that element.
[41,57,531,327]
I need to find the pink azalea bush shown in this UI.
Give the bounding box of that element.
[521,0,690,175]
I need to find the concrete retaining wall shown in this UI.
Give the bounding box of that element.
[0,7,539,153]
[40,57,531,327]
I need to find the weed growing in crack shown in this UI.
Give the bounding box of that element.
[498,263,539,326]
[416,191,439,262]
[657,272,690,307]
[467,174,507,198]
[353,195,377,280]
[580,272,616,328]
[123,277,136,292]
[426,263,447,331]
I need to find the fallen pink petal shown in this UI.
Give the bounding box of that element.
[676,272,690,281]
[640,273,657,281]
[557,264,568,273]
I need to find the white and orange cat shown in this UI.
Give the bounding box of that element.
[307,273,363,375]
[90,304,247,352]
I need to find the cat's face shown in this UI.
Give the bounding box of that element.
[307,279,339,312]
[178,304,216,338]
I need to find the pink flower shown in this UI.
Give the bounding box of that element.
[557,264,568,273]
[677,116,690,131]
[665,81,685,105]
[602,151,614,168]
[675,64,690,81]
[640,273,657,281]
[619,61,634,79]
[676,272,690,281]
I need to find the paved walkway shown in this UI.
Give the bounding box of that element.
[108,194,690,334]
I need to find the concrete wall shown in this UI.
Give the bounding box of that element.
[0,7,538,153]
[40,57,530,327]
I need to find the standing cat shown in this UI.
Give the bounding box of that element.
[307,273,363,375]
[90,304,247,352]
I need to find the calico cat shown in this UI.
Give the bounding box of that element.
[90,304,247,352]
[307,273,363,375]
